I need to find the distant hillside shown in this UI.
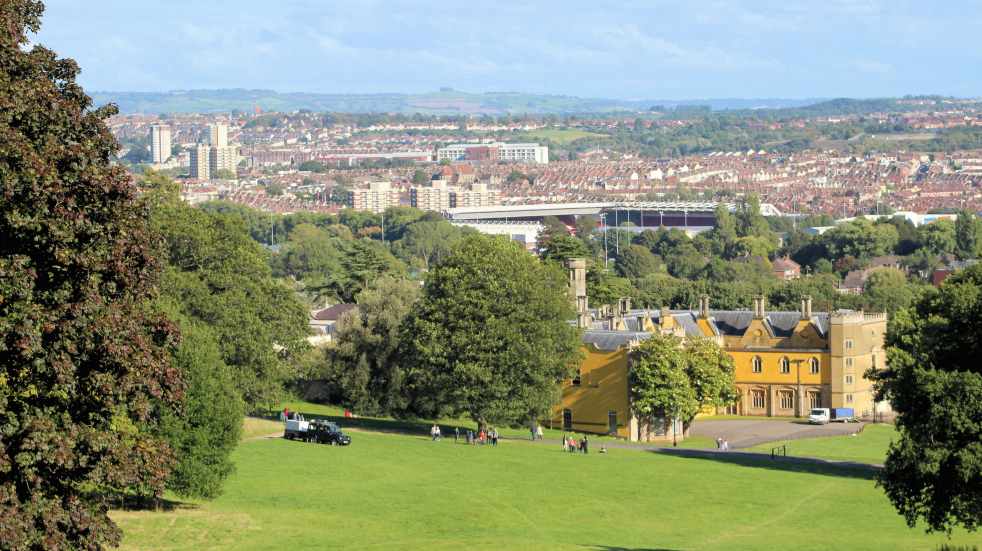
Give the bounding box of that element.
[90,89,823,115]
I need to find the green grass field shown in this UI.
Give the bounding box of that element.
[114,420,980,550]
[521,128,607,144]
[746,424,898,465]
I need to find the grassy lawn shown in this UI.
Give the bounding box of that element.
[241,417,285,441]
[522,128,607,144]
[114,425,981,550]
[745,424,898,465]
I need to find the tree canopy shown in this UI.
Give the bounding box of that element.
[0,3,182,546]
[871,263,982,533]
[402,235,582,427]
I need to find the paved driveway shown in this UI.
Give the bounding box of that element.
[690,419,863,449]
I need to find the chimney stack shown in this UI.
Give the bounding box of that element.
[618,297,632,316]
[753,295,766,319]
[802,295,813,320]
[699,295,710,319]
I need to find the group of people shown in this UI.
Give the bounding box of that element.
[715,437,730,451]
[528,425,544,441]
[432,425,500,446]
[562,433,591,454]
[281,408,304,422]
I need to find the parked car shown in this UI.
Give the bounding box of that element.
[307,419,352,446]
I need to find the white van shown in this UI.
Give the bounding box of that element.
[808,408,830,425]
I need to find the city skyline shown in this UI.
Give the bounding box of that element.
[34,0,982,100]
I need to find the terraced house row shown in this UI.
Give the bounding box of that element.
[555,259,889,442]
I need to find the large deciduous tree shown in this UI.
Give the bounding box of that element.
[403,235,581,428]
[0,3,183,547]
[683,337,738,430]
[324,276,420,416]
[629,334,698,439]
[870,263,982,533]
[145,174,310,412]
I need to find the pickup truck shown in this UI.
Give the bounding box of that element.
[808,407,856,424]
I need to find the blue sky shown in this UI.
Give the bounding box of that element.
[33,0,982,99]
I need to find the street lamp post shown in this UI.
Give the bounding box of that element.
[792,358,805,418]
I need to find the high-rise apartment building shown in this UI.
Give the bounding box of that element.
[209,123,229,147]
[436,142,549,164]
[409,180,453,211]
[149,124,171,164]
[189,144,211,180]
[450,182,500,208]
[347,181,400,213]
[209,146,238,178]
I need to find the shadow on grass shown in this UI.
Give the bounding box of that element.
[107,493,196,512]
[260,409,447,439]
[587,546,681,551]
[648,447,879,481]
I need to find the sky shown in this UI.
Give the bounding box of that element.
[32,0,982,100]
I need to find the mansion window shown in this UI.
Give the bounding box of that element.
[845,339,854,349]
[846,358,853,368]
[752,356,762,373]
[780,357,790,374]
[808,392,821,409]
[846,394,853,404]
[810,358,820,374]
[563,409,573,430]
[751,389,766,409]
[779,390,795,410]
[572,369,581,386]
[845,375,854,385]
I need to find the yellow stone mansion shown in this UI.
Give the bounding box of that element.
[552,259,889,442]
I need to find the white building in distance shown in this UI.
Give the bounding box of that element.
[149,124,171,164]
[436,142,549,164]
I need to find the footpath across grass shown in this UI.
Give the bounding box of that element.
[114,422,980,550]
[746,424,898,465]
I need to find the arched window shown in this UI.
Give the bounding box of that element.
[780,357,790,374]
[752,356,763,373]
[751,389,766,409]
[810,357,820,374]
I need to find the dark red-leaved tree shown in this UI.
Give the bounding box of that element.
[0,2,183,548]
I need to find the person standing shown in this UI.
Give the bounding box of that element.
[582,436,589,454]
[454,427,460,443]
[536,425,544,440]
[466,430,473,444]
[530,425,536,441]
[562,433,568,452]
[492,428,498,446]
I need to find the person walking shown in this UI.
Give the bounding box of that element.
[536,425,544,440]
[466,430,473,444]
[562,433,568,452]
[454,427,460,443]
[491,428,498,447]
[530,425,536,441]
[582,436,589,454]
[716,436,723,449]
